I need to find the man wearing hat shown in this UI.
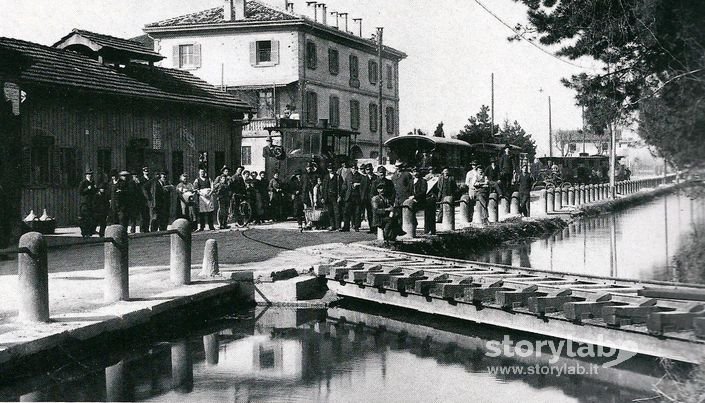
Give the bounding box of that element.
[371,181,405,241]
[322,165,344,231]
[410,166,435,234]
[359,164,375,232]
[342,164,363,231]
[94,171,110,237]
[136,166,153,233]
[391,161,413,207]
[110,170,131,228]
[213,166,233,229]
[289,169,306,230]
[498,144,515,199]
[464,161,479,222]
[78,169,98,237]
[150,170,173,231]
[262,136,275,159]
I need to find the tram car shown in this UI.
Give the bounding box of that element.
[537,155,611,187]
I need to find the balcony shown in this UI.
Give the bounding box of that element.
[243,118,277,135]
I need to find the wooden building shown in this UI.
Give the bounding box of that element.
[0,32,252,233]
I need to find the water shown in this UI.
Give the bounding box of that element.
[471,191,705,282]
[0,305,681,403]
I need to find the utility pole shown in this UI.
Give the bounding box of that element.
[490,73,494,141]
[548,96,553,158]
[609,121,616,198]
[377,27,384,165]
[581,104,586,154]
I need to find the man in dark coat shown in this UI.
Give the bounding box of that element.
[342,164,363,231]
[411,166,435,234]
[435,167,457,223]
[213,166,233,229]
[136,167,153,233]
[372,166,395,202]
[78,169,98,237]
[498,144,515,199]
[110,170,130,228]
[289,170,305,230]
[360,164,375,233]
[485,160,503,197]
[391,162,414,207]
[322,168,344,230]
[150,171,173,231]
[94,175,110,237]
[517,165,534,217]
[371,182,405,241]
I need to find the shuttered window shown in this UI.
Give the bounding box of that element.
[306,91,318,125]
[386,106,395,134]
[329,95,340,128]
[369,103,378,132]
[368,60,378,85]
[173,44,201,69]
[386,64,394,89]
[328,48,339,75]
[241,146,252,165]
[350,100,360,130]
[306,41,317,70]
[250,40,280,66]
[349,54,360,88]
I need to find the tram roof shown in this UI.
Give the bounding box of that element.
[384,135,472,148]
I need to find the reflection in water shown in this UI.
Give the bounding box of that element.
[0,307,686,403]
[471,191,705,282]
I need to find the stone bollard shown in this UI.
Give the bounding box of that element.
[18,232,49,322]
[377,227,384,241]
[203,334,219,365]
[488,192,499,222]
[603,183,609,199]
[473,194,485,225]
[498,196,509,221]
[588,184,594,202]
[440,196,455,232]
[510,192,520,215]
[104,225,129,303]
[568,187,575,206]
[561,187,569,206]
[580,185,586,205]
[458,195,472,228]
[171,340,194,394]
[401,198,417,238]
[171,219,192,286]
[200,239,220,277]
[555,187,563,211]
[105,361,127,402]
[539,190,548,216]
[546,189,555,213]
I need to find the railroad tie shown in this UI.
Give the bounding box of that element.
[695,317,705,339]
[328,262,365,281]
[366,266,404,287]
[413,274,452,295]
[495,285,547,310]
[463,281,512,304]
[386,270,427,292]
[562,293,620,322]
[527,289,584,315]
[646,303,705,335]
[601,298,666,326]
[350,264,383,283]
[430,277,477,300]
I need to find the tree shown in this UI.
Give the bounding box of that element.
[497,120,537,159]
[433,122,445,137]
[553,129,580,157]
[512,0,705,167]
[457,105,499,145]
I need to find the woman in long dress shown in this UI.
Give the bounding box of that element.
[193,168,215,231]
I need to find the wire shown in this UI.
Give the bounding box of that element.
[473,0,595,71]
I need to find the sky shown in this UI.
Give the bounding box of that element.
[0,0,601,156]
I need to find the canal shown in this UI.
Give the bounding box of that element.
[0,303,681,403]
[471,190,705,283]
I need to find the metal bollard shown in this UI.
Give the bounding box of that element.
[568,187,575,205]
[200,239,219,277]
[498,195,509,221]
[458,195,472,228]
[170,218,192,286]
[440,196,455,232]
[401,198,417,238]
[104,225,129,303]
[546,189,555,213]
[18,232,49,322]
[510,192,520,215]
[488,192,499,222]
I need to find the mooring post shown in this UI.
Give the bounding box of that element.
[538,190,548,216]
[200,239,219,277]
[440,196,455,232]
[474,193,485,224]
[488,192,499,222]
[510,192,520,215]
[560,186,568,206]
[170,218,192,286]
[555,187,563,211]
[546,189,555,213]
[498,195,508,221]
[401,198,417,238]
[104,225,129,303]
[203,334,219,365]
[568,187,575,205]
[105,361,127,402]
[18,232,49,322]
[458,195,472,228]
[579,185,586,205]
[171,340,194,394]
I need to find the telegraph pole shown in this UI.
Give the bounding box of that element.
[548,96,553,158]
[377,27,384,165]
[490,73,494,140]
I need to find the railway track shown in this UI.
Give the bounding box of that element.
[304,243,705,363]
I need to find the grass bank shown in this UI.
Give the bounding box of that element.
[574,181,694,217]
[389,217,567,258]
[673,222,705,285]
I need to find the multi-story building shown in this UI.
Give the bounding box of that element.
[143,0,406,173]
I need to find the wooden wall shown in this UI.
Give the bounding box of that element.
[19,88,241,226]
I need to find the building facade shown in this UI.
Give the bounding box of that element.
[0,33,251,231]
[143,0,406,173]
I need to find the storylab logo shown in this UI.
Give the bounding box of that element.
[485,335,637,368]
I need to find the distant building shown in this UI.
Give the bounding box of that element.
[0,32,251,230]
[143,0,406,173]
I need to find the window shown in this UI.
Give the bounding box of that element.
[328,48,339,75]
[350,100,360,130]
[97,149,111,177]
[257,90,274,118]
[386,106,395,134]
[369,103,378,132]
[305,91,318,125]
[241,146,252,165]
[386,65,394,89]
[368,60,378,85]
[174,44,201,69]
[55,148,80,187]
[24,136,53,186]
[250,40,280,66]
[349,54,360,88]
[329,95,340,128]
[306,41,317,69]
[601,142,609,152]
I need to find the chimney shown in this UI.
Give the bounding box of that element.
[224,0,233,21]
[319,4,327,25]
[233,0,246,20]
